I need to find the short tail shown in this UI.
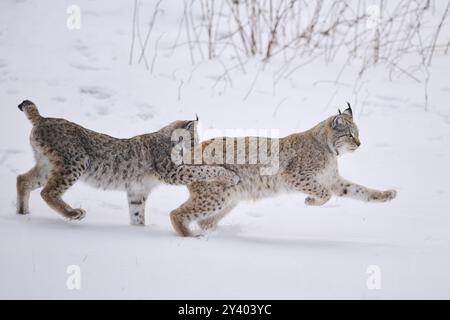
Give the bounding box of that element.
[18,100,42,125]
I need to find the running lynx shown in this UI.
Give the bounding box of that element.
[16,100,239,225]
[170,104,397,236]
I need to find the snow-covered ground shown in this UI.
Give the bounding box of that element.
[1,0,450,299]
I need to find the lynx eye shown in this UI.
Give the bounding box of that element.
[347,133,354,139]
[349,134,359,144]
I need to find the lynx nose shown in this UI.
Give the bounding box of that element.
[355,140,361,147]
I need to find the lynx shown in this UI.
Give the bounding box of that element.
[16,100,239,225]
[170,104,397,236]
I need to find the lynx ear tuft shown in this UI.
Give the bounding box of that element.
[344,102,353,117]
[338,109,342,115]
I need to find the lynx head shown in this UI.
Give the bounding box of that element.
[159,115,199,147]
[329,103,361,156]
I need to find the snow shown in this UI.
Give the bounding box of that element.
[1,0,450,299]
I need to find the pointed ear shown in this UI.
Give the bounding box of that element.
[343,102,353,117]
[184,120,197,131]
[332,115,345,129]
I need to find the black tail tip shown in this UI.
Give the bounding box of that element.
[18,100,34,112]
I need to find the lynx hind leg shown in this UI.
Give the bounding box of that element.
[127,191,149,226]
[40,152,89,220]
[170,203,195,237]
[170,183,233,237]
[16,165,48,215]
[197,204,236,232]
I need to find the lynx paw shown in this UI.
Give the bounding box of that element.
[16,208,30,215]
[305,196,329,206]
[371,190,397,202]
[66,208,86,221]
[381,189,397,201]
[130,215,145,226]
[198,219,218,231]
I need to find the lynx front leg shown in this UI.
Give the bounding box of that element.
[281,172,331,206]
[332,178,397,203]
[127,191,149,226]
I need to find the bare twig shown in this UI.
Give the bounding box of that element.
[129,0,139,65]
[138,0,163,65]
[427,0,450,66]
[150,32,166,74]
